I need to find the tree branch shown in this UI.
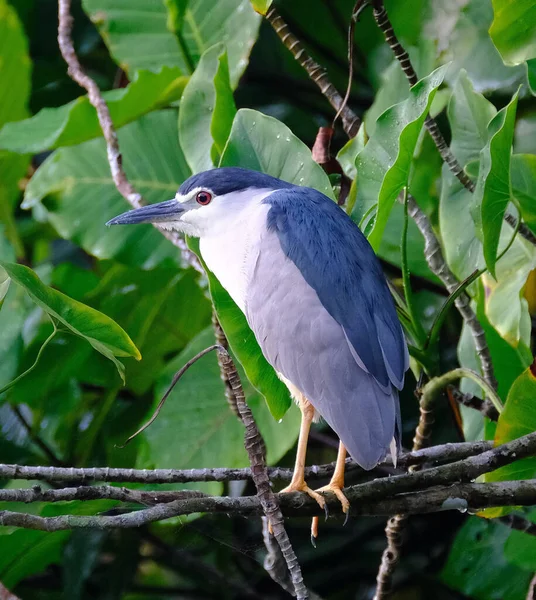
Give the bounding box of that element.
[265,6,360,137]
[2,480,536,530]
[0,441,493,485]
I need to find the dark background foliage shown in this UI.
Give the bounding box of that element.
[1,0,536,598]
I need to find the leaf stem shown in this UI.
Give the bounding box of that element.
[0,323,57,396]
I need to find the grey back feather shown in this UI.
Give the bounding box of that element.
[246,220,403,469]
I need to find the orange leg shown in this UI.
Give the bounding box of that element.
[311,441,350,543]
[278,398,326,508]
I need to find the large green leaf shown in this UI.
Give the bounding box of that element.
[440,70,497,279]
[0,261,141,381]
[354,65,447,249]
[511,153,536,234]
[140,328,300,469]
[446,0,524,94]
[490,0,536,66]
[527,58,536,95]
[487,363,536,484]
[441,517,532,600]
[213,108,334,418]
[477,91,519,277]
[23,111,190,269]
[0,0,31,257]
[0,67,187,154]
[220,109,334,197]
[179,44,236,173]
[82,0,260,86]
[85,264,212,394]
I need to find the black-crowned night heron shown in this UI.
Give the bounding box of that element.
[107,167,408,536]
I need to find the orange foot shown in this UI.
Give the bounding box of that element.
[311,483,350,545]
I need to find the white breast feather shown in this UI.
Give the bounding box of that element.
[199,194,272,313]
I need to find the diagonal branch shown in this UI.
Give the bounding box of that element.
[265,7,360,137]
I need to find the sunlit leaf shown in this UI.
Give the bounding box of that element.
[0,68,188,154]
[0,261,141,381]
[477,90,519,277]
[354,64,447,249]
[489,0,536,66]
[210,108,334,418]
[440,70,497,279]
[179,44,236,173]
[511,153,536,234]
[82,0,261,86]
[250,0,272,15]
[487,362,536,483]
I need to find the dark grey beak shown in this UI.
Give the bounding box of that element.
[106,199,184,226]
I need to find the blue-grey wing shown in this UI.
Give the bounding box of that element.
[245,192,407,468]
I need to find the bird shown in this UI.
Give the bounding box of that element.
[107,166,408,538]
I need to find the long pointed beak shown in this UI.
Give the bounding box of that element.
[106,199,184,226]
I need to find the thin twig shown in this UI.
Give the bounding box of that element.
[371,0,536,247]
[498,513,536,537]
[447,385,500,421]
[0,441,494,484]
[216,347,308,599]
[265,6,360,137]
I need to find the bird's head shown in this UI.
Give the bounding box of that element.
[106,167,292,237]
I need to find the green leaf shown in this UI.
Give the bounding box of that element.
[82,0,261,87]
[440,70,497,279]
[211,108,334,418]
[488,362,536,483]
[86,264,212,395]
[511,154,536,234]
[477,90,519,277]
[140,328,300,469]
[0,0,30,127]
[447,1,525,94]
[504,511,536,570]
[220,109,334,198]
[0,261,141,381]
[0,0,31,257]
[250,0,272,15]
[527,58,536,94]
[0,529,70,589]
[354,64,448,249]
[23,111,190,268]
[0,67,188,154]
[441,517,532,600]
[179,44,236,173]
[490,0,536,66]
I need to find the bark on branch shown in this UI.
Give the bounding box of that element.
[0,440,493,485]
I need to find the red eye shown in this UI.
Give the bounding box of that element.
[196,191,212,205]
